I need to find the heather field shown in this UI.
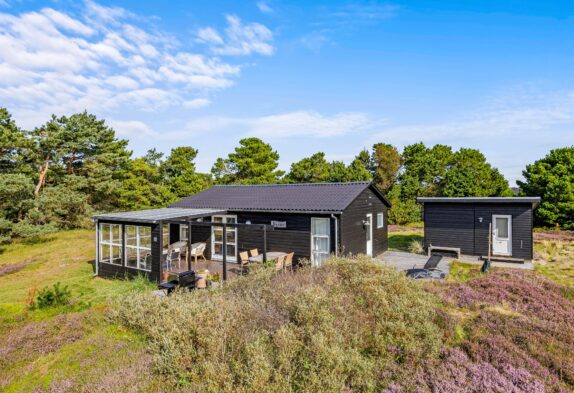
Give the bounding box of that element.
[0,228,573,392]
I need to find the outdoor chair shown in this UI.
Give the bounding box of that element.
[249,248,259,257]
[189,242,207,265]
[275,255,286,272]
[167,250,181,271]
[284,252,294,271]
[239,251,249,275]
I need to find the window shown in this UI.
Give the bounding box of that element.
[211,215,237,261]
[99,223,122,265]
[311,217,330,267]
[377,213,384,228]
[125,225,152,271]
[180,224,189,243]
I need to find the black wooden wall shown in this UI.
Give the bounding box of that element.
[423,203,534,260]
[339,186,389,257]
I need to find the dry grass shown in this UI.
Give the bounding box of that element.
[112,256,443,392]
[0,230,159,392]
[534,238,574,289]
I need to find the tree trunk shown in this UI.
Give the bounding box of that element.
[34,155,50,197]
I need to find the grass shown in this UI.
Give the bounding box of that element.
[1,226,573,391]
[534,238,574,288]
[388,229,423,251]
[0,230,158,392]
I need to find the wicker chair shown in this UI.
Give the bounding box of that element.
[284,252,294,271]
[249,248,259,257]
[189,242,207,265]
[239,251,250,275]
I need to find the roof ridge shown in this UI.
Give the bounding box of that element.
[212,181,371,188]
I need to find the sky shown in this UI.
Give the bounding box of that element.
[1,0,573,185]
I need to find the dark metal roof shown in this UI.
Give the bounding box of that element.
[170,182,390,213]
[417,197,541,207]
[93,208,226,223]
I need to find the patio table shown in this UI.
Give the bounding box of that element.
[248,251,287,263]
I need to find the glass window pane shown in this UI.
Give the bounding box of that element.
[496,218,509,238]
[126,247,137,268]
[126,225,137,240]
[226,244,236,257]
[101,224,111,243]
[314,237,329,253]
[226,216,236,224]
[112,225,122,243]
[312,218,329,236]
[214,243,222,255]
[139,250,151,270]
[101,244,110,262]
[213,229,223,242]
[112,245,122,265]
[226,230,235,243]
[213,216,223,223]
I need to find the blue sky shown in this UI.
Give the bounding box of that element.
[1,0,573,185]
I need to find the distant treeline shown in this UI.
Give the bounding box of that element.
[1,108,572,243]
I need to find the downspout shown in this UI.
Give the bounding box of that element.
[331,214,339,257]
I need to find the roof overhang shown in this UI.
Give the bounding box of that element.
[416,197,541,208]
[93,208,227,224]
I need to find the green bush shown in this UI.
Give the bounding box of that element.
[112,256,442,392]
[29,282,72,310]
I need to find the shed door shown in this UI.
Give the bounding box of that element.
[492,215,512,256]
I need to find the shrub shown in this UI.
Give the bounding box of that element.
[407,239,424,254]
[112,256,442,392]
[28,282,72,310]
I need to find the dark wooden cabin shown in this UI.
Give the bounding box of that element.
[94,182,390,282]
[417,197,541,261]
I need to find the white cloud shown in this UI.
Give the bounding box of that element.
[183,98,211,109]
[185,110,380,138]
[257,1,274,14]
[108,119,159,138]
[370,89,574,145]
[197,14,274,56]
[0,2,272,129]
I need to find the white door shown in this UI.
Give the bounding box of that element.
[365,214,373,257]
[211,215,237,262]
[492,215,512,256]
[311,217,330,267]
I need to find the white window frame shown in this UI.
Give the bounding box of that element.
[211,215,238,262]
[180,224,189,243]
[311,217,331,267]
[377,212,384,228]
[125,225,152,271]
[99,223,123,265]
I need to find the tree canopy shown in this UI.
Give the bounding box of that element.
[212,138,284,184]
[518,147,574,229]
[0,106,567,240]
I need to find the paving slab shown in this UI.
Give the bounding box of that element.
[377,250,534,276]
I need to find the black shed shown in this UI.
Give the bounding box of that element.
[93,182,390,283]
[417,197,541,261]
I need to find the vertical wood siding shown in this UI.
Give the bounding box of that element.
[423,202,534,259]
[340,187,389,256]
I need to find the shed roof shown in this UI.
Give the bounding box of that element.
[93,208,226,223]
[170,182,390,213]
[417,197,540,207]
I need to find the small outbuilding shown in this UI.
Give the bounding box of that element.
[417,197,541,261]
